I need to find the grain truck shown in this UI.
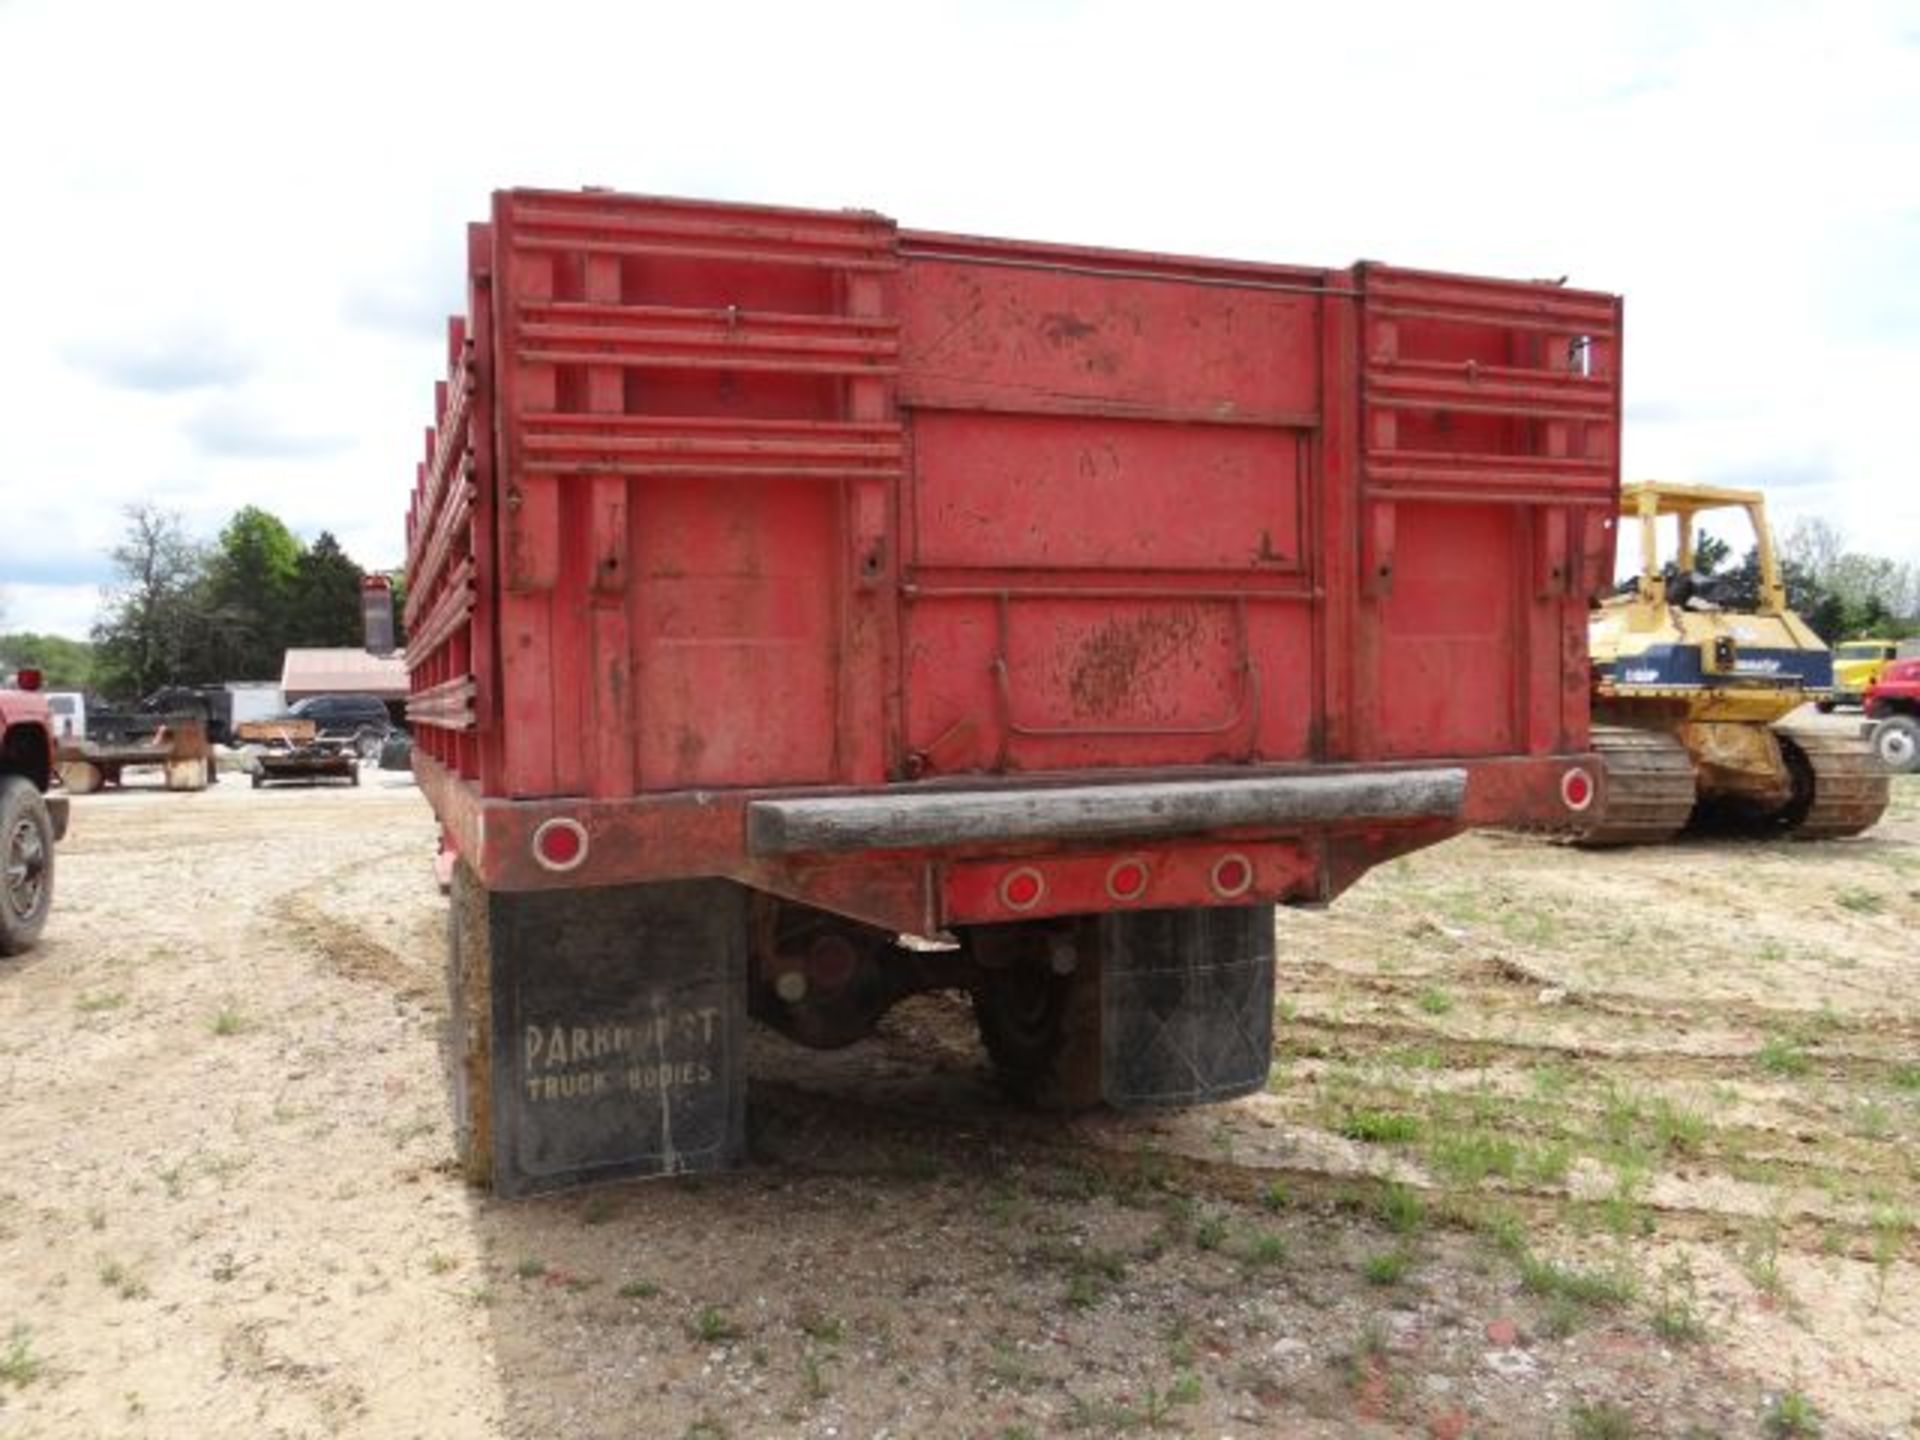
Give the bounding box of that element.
[405,189,1621,1195]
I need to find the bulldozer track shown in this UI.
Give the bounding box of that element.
[1778,726,1893,840]
[1565,726,1697,846]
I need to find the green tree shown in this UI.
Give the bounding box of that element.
[92,504,210,699]
[203,506,302,679]
[1692,528,1733,575]
[287,531,365,647]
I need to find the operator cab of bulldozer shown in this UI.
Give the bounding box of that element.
[1608,482,1781,618]
[1593,481,1821,684]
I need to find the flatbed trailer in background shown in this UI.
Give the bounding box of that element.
[252,744,359,789]
[56,716,211,793]
[405,190,1622,1196]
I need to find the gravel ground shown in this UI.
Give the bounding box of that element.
[0,760,1914,1438]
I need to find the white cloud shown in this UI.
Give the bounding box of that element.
[0,0,1914,640]
[1,585,103,641]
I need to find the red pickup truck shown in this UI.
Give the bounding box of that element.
[0,668,68,955]
[1866,658,1920,773]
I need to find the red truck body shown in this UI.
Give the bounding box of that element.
[407,190,1617,931]
[404,191,1620,1194]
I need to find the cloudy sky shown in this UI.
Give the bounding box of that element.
[2,0,1915,637]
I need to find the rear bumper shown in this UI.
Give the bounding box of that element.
[45,794,69,842]
[420,750,1597,930]
[747,769,1468,857]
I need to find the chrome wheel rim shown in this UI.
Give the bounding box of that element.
[1882,728,1917,770]
[5,816,47,921]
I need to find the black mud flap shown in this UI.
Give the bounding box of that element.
[1098,905,1277,1108]
[451,871,748,1197]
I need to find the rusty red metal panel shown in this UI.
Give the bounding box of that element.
[404,191,1619,922]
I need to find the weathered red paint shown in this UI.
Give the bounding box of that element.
[406,191,1620,927]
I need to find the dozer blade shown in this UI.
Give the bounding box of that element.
[1569,727,1697,846]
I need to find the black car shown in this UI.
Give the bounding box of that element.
[288,694,396,755]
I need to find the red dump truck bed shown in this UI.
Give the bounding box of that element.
[405,190,1619,1195]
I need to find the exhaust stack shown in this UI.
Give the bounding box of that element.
[361,575,397,656]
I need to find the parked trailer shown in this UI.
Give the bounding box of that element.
[56,716,211,793]
[405,190,1621,1196]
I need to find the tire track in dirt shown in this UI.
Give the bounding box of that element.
[1259,1076,1908,1192]
[750,1081,1912,1266]
[1277,1015,1913,1084]
[1280,955,1920,1046]
[263,845,442,1007]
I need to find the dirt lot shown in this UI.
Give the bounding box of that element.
[1,762,1916,1439]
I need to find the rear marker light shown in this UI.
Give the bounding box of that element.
[1561,767,1595,812]
[532,817,589,873]
[1000,867,1045,912]
[1210,853,1254,899]
[1106,857,1150,902]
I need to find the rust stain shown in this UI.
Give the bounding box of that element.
[674,726,707,779]
[1067,608,1204,720]
[1041,312,1098,345]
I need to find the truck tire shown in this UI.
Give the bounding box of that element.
[1874,716,1920,774]
[0,776,55,957]
[967,923,1103,1111]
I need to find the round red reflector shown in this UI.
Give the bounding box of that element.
[532,818,588,872]
[1106,858,1150,901]
[1000,867,1045,911]
[1561,767,1595,812]
[1210,853,1254,898]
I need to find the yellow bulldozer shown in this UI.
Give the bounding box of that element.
[1575,481,1890,845]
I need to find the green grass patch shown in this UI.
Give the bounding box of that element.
[1376,1182,1425,1235]
[1242,1232,1289,1269]
[0,1326,43,1388]
[1338,1110,1421,1144]
[1569,1401,1637,1439]
[692,1307,743,1343]
[1518,1253,1634,1309]
[1428,1129,1519,1184]
[1651,1098,1709,1156]
[1763,1390,1822,1438]
[1362,1246,1413,1286]
[1834,887,1883,915]
[209,1006,248,1038]
[1757,1034,1811,1078]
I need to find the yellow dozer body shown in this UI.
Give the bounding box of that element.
[1576,482,1889,844]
